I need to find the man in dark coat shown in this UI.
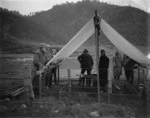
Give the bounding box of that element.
[78,49,94,86]
[123,55,138,85]
[99,49,109,92]
[78,49,94,76]
[32,43,49,96]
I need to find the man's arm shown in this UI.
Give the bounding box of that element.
[33,53,44,69]
[106,57,109,69]
[78,55,82,63]
[91,56,94,66]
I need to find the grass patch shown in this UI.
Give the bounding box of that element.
[0,96,135,118]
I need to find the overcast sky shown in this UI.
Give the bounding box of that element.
[0,0,150,15]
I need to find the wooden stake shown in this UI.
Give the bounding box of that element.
[67,69,71,92]
[58,65,60,84]
[23,64,33,105]
[39,73,42,100]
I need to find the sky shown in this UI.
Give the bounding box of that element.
[0,0,150,15]
[0,0,82,15]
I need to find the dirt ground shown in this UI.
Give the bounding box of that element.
[0,95,135,118]
[0,83,138,118]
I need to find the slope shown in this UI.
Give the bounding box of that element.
[29,0,150,46]
[0,8,52,53]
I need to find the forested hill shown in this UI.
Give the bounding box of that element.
[1,1,150,53]
[29,0,150,46]
[0,8,52,53]
[0,8,52,43]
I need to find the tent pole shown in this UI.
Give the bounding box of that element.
[94,10,100,103]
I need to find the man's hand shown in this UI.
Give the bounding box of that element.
[43,66,48,71]
[36,66,48,75]
[51,59,63,65]
[36,69,44,75]
[49,65,56,69]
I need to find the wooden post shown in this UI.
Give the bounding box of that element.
[108,58,113,94]
[67,69,71,92]
[84,77,87,87]
[145,68,150,115]
[138,65,140,85]
[108,58,113,104]
[39,73,42,100]
[23,64,34,106]
[94,10,100,102]
[58,65,60,84]
[67,69,71,98]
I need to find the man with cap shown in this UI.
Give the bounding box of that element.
[32,43,50,97]
[45,45,53,88]
[78,49,94,86]
[78,49,94,76]
[51,48,58,85]
[99,49,109,92]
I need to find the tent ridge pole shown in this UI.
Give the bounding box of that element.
[93,10,100,103]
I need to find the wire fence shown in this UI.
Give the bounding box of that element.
[0,61,150,117]
[30,65,150,117]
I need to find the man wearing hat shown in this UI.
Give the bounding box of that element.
[32,43,50,97]
[78,49,94,86]
[78,49,94,76]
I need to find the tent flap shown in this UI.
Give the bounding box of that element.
[46,18,150,67]
[100,19,150,65]
[46,18,95,66]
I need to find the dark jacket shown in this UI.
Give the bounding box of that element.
[99,55,109,69]
[124,59,137,70]
[32,50,49,72]
[78,53,93,69]
[99,54,109,84]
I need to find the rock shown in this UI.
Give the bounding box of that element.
[40,105,43,108]
[90,111,99,117]
[0,106,8,111]
[21,104,27,109]
[5,98,10,101]
[76,103,80,107]
[54,110,59,113]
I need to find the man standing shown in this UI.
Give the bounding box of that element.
[78,49,94,76]
[45,45,53,88]
[113,51,122,80]
[78,49,93,86]
[123,55,138,85]
[99,49,109,92]
[32,43,49,96]
[51,49,58,85]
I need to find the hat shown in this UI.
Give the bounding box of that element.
[40,43,46,48]
[83,49,88,54]
[46,44,51,47]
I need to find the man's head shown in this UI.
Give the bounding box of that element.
[83,49,88,54]
[115,51,120,57]
[45,44,51,52]
[52,49,57,55]
[101,49,105,56]
[40,43,46,53]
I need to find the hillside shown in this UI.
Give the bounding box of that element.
[30,0,150,46]
[0,8,52,53]
[1,1,150,53]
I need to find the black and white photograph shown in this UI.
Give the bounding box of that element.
[0,0,150,117]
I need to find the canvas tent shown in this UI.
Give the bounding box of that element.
[47,18,150,66]
[38,16,150,81]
